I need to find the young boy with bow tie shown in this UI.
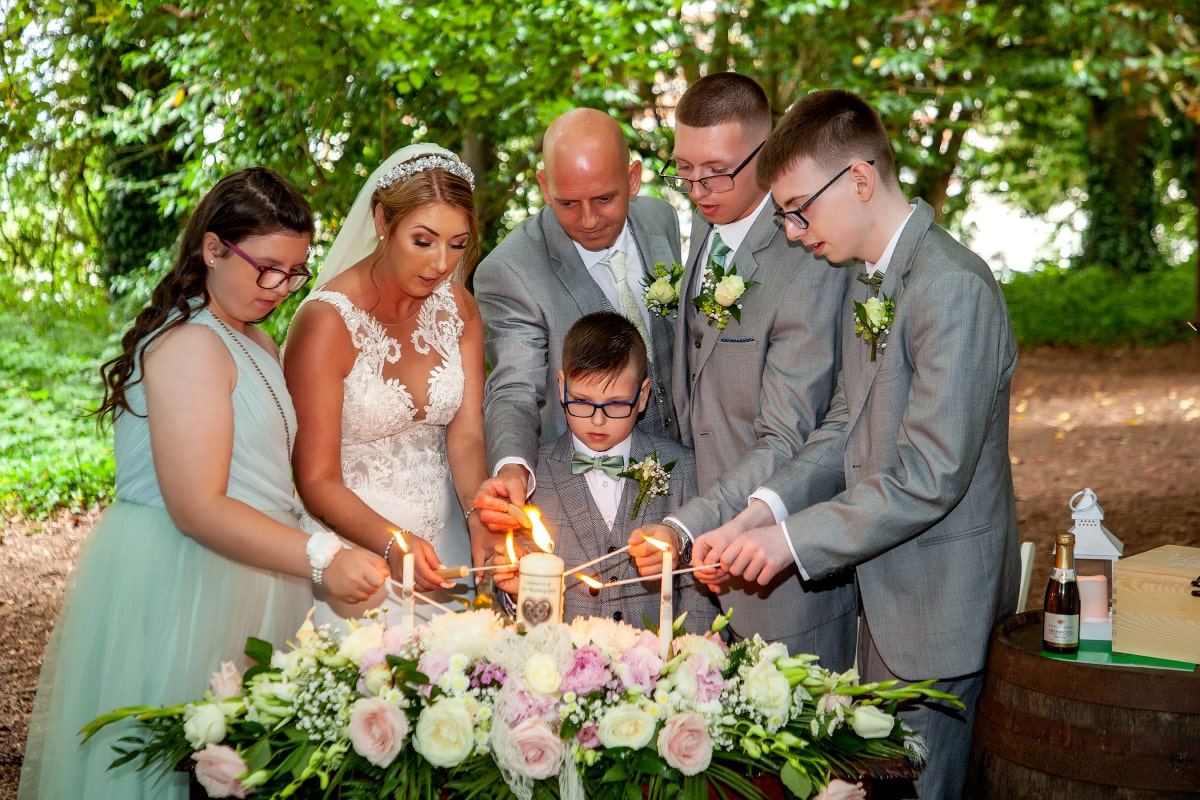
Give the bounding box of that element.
[480,311,718,631]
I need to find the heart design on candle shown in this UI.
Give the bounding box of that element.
[522,598,553,625]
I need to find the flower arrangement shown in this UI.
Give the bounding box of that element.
[82,609,959,800]
[644,261,686,318]
[618,453,676,520]
[852,295,895,362]
[694,264,757,330]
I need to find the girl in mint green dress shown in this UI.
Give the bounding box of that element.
[19,168,389,800]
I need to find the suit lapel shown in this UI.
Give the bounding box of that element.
[845,199,935,425]
[540,210,611,315]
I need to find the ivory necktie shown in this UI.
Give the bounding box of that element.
[604,249,652,355]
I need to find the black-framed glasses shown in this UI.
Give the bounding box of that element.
[562,377,643,419]
[773,160,875,230]
[659,141,765,195]
[221,238,313,293]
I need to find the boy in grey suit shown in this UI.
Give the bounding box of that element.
[632,73,855,666]
[474,109,681,523]
[697,90,1021,798]
[482,312,717,633]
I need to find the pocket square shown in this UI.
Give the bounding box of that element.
[719,336,755,343]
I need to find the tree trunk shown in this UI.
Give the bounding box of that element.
[1078,96,1163,273]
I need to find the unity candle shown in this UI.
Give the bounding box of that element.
[515,508,564,629]
[393,531,415,638]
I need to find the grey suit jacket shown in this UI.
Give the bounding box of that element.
[669,202,856,665]
[765,198,1020,679]
[475,197,681,472]
[533,429,719,634]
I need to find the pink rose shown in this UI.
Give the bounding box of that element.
[814,779,866,800]
[505,718,565,780]
[575,723,600,749]
[560,646,611,697]
[656,713,712,776]
[617,646,662,695]
[348,697,409,767]
[418,649,454,685]
[691,654,724,703]
[209,661,242,700]
[192,743,249,798]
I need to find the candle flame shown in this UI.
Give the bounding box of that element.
[393,529,409,553]
[577,574,603,589]
[505,530,517,565]
[643,535,669,553]
[526,506,554,553]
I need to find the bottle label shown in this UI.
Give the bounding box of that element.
[1044,613,1080,645]
[1050,567,1077,581]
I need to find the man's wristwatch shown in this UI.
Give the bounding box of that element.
[306,531,343,586]
[663,519,692,566]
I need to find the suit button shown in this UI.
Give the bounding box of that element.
[612,611,623,622]
[694,341,701,349]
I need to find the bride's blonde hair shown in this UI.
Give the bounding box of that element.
[371,167,480,280]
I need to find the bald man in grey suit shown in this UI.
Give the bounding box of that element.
[474,109,680,514]
[701,90,1021,798]
[631,74,855,668]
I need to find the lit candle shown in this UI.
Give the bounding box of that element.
[515,507,564,630]
[1078,574,1109,622]
[638,536,674,660]
[394,531,415,639]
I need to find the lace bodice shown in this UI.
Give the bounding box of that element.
[303,281,465,536]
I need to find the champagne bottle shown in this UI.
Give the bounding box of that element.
[1043,532,1081,654]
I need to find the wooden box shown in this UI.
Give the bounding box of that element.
[1112,544,1200,663]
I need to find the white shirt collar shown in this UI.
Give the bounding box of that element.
[705,194,772,259]
[863,203,916,277]
[574,222,633,271]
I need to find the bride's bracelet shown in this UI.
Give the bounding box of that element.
[464,506,481,524]
[383,529,413,563]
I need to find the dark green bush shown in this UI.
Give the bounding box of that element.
[1000,259,1197,346]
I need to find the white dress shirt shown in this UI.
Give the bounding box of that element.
[571,434,632,530]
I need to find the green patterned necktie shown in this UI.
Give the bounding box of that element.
[603,249,652,357]
[708,233,731,271]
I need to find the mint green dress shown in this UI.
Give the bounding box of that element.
[19,308,311,799]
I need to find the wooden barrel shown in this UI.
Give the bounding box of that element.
[967,611,1200,798]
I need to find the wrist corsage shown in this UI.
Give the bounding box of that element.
[306,530,344,586]
[618,453,676,520]
[643,261,686,317]
[853,294,895,361]
[694,264,757,329]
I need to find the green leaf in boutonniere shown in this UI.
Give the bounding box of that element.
[618,453,676,520]
[644,261,686,317]
[693,263,758,330]
[853,294,895,361]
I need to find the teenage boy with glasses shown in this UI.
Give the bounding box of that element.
[633,72,855,670]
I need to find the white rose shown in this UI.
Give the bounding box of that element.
[850,705,895,739]
[742,661,792,718]
[760,642,789,663]
[669,661,698,700]
[673,634,727,669]
[524,652,563,695]
[363,662,394,696]
[597,704,656,750]
[183,703,227,748]
[862,296,887,329]
[422,609,505,661]
[335,621,385,664]
[713,275,746,307]
[413,697,476,767]
[646,276,677,306]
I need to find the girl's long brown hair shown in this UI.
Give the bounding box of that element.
[95,167,313,424]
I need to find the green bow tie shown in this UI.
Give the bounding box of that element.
[571,452,626,479]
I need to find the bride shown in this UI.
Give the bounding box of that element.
[284,144,492,627]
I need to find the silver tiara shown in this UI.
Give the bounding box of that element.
[376,154,476,191]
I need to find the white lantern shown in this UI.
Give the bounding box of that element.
[1067,487,1124,640]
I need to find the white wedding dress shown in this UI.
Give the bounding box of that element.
[302,280,474,628]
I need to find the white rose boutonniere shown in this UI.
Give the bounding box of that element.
[618,453,676,520]
[694,263,757,330]
[644,261,686,317]
[853,294,895,361]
